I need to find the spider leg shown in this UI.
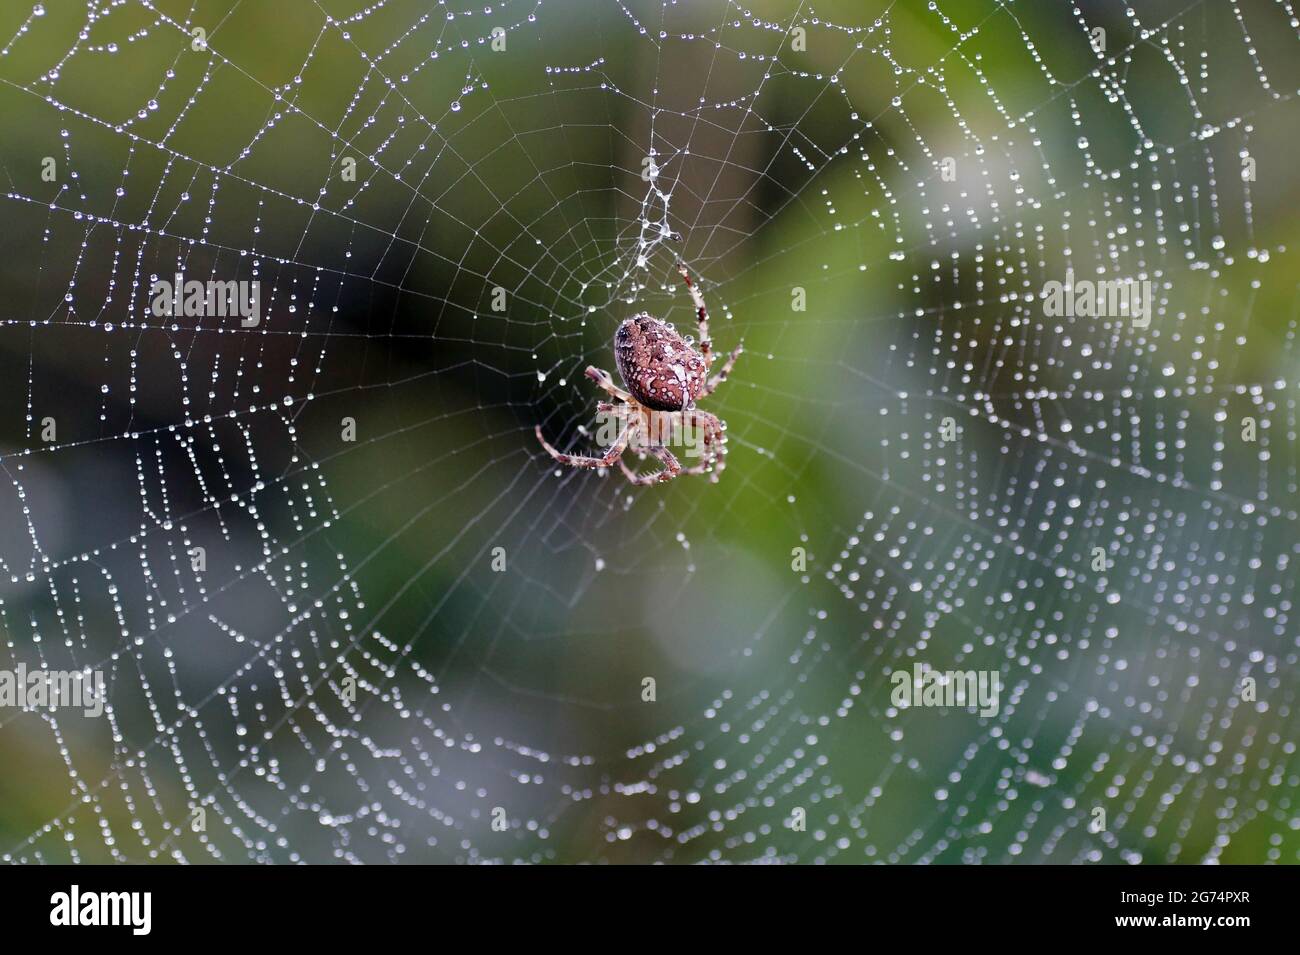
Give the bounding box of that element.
[679,410,727,482]
[535,421,633,473]
[676,261,713,371]
[699,339,743,398]
[585,365,631,402]
[618,445,682,485]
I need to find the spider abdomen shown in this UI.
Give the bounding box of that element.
[614,314,706,411]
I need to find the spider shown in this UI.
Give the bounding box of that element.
[536,262,743,485]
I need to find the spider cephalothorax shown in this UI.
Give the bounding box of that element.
[536,263,742,485]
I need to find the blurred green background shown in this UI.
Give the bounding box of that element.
[0,0,1297,863]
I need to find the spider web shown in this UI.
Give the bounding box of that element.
[0,0,1297,864]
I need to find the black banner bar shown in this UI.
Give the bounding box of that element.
[0,863,1283,942]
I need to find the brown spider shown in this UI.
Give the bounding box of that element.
[536,263,743,485]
